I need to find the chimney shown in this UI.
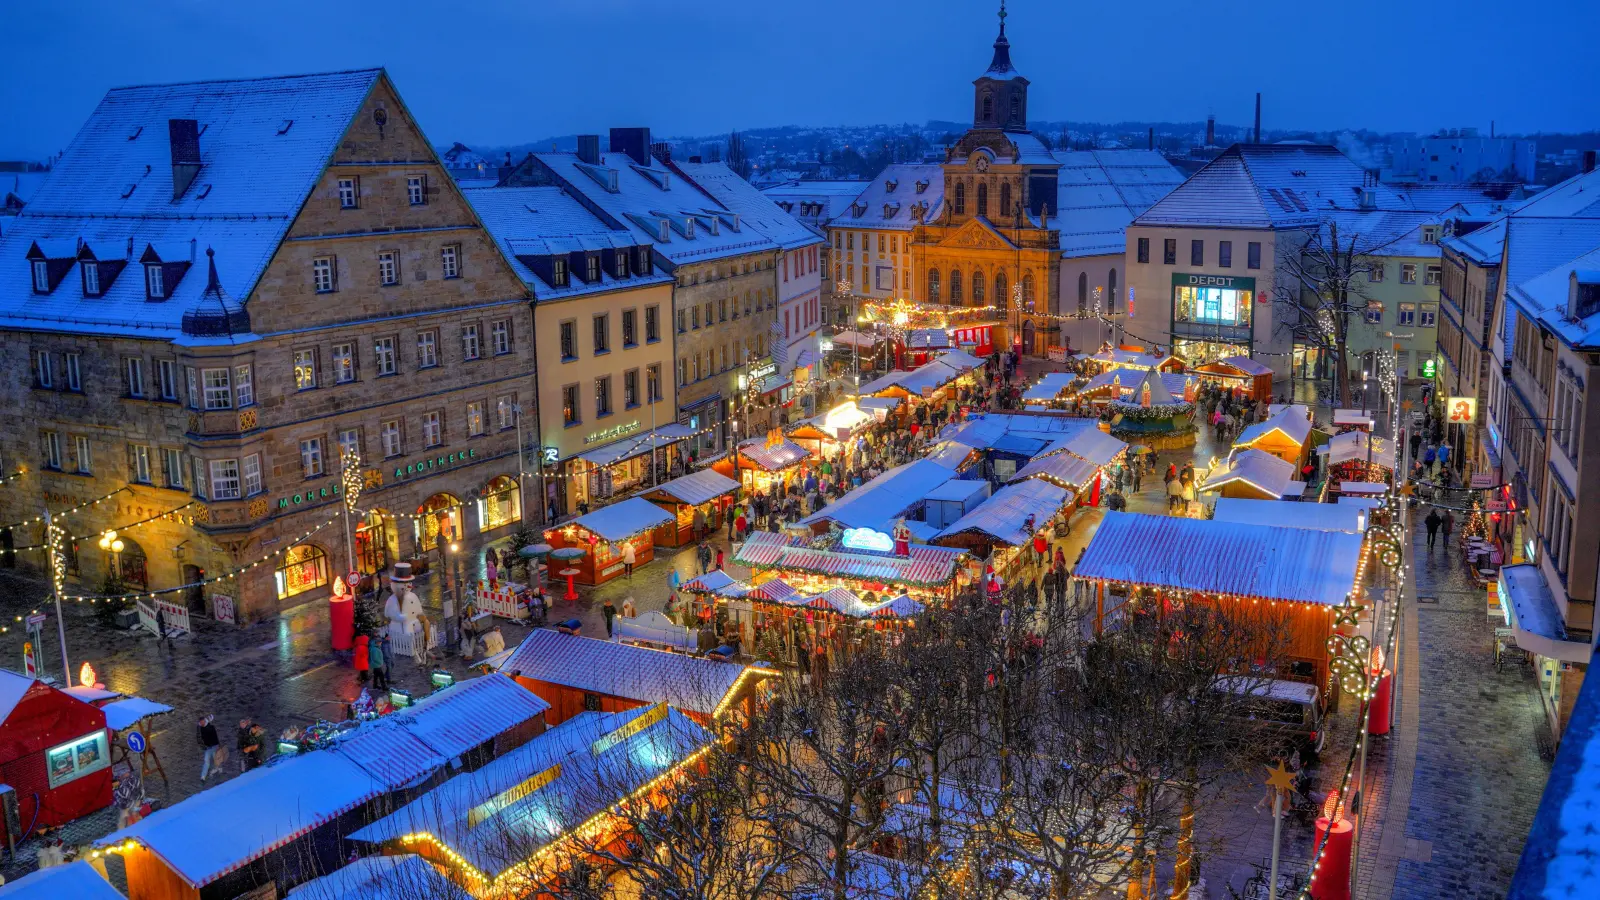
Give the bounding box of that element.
[1205,115,1215,147]
[168,119,201,200]
[650,141,672,164]
[1253,94,1262,143]
[609,127,653,167]
[1490,120,1495,139]
[1148,127,1154,151]
[576,134,601,166]
[1584,150,1597,174]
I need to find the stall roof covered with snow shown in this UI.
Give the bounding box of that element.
[557,496,674,542]
[1022,372,1078,405]
[733,435,811,472]
[1199,448,1305,500]
[0,861,124,900]
[1009,452,1102,491]
[1075,513,1364,605]
[641,469,740,507]
[1235,405,1313,451]
[384,673,550,764]
[1211,498,1367,533]
[935,479,1070,548]
[799,459,958,533]
[348,704,713,887]
[499,629,760,720]
[285,854,471,900]
[735,530,969,591]
[1320,430,1398,471]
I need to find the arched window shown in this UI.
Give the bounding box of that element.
[276,543,329,600]
[976,183,989,218]
[954,183,966,215]
[1078,272,1088,312]
[973,272,986,305]
[999,182,1012,219]
[928,269,941,303]
[982,94,993,122]
[1022,271,1035,309]
[1107,268,1119,314]
[950,269,963,304]
[995,271,1008,306]
[1010,95,1020,122]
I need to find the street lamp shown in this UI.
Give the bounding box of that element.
[98,530,123,587]
[836,278,859,398]
[340,451,363,587]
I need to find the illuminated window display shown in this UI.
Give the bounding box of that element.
[417,493,463,547]
[276,543,330,600]
[478,475,522,532]
[1174,283,1253,327]
[46,730,110,789]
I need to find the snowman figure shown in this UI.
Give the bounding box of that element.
[384,562,423,642]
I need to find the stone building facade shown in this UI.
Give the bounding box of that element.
[0,70,535,623]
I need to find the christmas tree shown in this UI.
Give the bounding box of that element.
[1463,498,1488,542]
[353,592,385,636]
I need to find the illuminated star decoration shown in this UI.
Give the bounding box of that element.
[1265,761,1296,794]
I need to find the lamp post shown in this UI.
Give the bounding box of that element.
[340,451,363,585]
[837,278,858,398]
[98,530,123,589]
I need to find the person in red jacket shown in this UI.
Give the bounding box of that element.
[353,633,370,683]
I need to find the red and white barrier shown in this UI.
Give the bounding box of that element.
[477,581,530,621]
[136,599,191,638]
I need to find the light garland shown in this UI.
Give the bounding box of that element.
[0,486,129,532]
[0,469,26,487]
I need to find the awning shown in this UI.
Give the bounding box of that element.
[576,423,697,468]
[100,696,175,732]
[1499,564,1592,664]
[643,469,739,506]
[830,329,881,349]
[759,373,792,395]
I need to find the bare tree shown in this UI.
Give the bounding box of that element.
[1273,220,1379,407]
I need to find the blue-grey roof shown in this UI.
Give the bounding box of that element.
[285,854,472,900]
[1509,241,1600,349]
[0,862,124,900]
[1319,209,1443,258]
[676,162,823,251]
[642,468,739,506]
[534,151,778,265]
[567,496,674,541]
[1135,144,1410,230]
[465,186,671,300]
[0,69,382,338]
[499,629,750,715]
[1053,150,1185,258]
[936,478,1070,546]
[825,163,945,232]
[799,458,959,532]
[1511,652,1600,899]
[387,672,551,761]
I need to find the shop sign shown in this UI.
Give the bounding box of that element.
[1171,273,1256,292]
[541,447,559,465]
[392,446,479,480]
[277,480,340,509]
[585,420,641,446]
[43,491,84,506]
[841,527,894,553]
[1446,396,1477,424]
[749,359,777,381]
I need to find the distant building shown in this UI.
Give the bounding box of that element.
[824,163,944,308]
[762,180,865,326]
[1384,132,1537,184]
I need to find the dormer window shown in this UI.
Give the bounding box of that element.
[616,250,630,278]
[886,180,898,192]
[552,257,569,287]
[31,260,48,293]
[1421,226,1440,244]
[82,261,100,296]
[915,180,929,193]
[636,246,652,273]
[146,264,166,299]
[586,255,600,282]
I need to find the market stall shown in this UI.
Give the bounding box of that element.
[0,671,112,838]
[640,469,740,548]
[1072,513,1369,689]
[933,479,1072,567]
[680,573,928,667]
[787,400,875,461]
[1021,372,1080,408]
[732,529,969,603]
[284,854,471,900]
[555,423,698,517]
[1233,405,1314,467]
[1198,448,1305,502]
[715,430,811,495]
[1319,431,1398,484]
[1192,355,1274,401]
[545,497,675,586]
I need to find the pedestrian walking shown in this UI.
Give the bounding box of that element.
[715,547,725,571]
[1167,477,1183,513]
[236,718,253,773]
[380,633,392,687]
[622,541,636,579]
[197,715,221,781]
[1424,509,1441,550]
[416,617,433,667]
[1442,510,1455,546]
[602,598,617,638]
[697,541,712,576]
[369,638,387,689]
[621,596,637,619]
[354,633,370,682]
[244,724,268,771]
[693,507,707,542]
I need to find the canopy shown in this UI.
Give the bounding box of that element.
[1320,431,1398,470]
[1211,498,1367,533]
[736,436,811,472]
[734,531,967,589]
[830,329,881,349]
[563,497,675,542]
[1009,452,1100,490]
[799,459,957,533]
[935,479,1070,547]
[1075,513,1363,606]
[100,696,174,732]
[1499,564,1592,664]
[1022,372,1077,404]
[499,629,751,717]
[643,469,739,506]
[575,423,697,468]
[1235,405,1313,449]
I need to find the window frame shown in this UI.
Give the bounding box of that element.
[562,384,581,427]
[163,447,184,488]
[406,174,427,207]
[1163,239,1177,266]
[1190,240,1204,267]
[645,305,660,343]
[377,251,400,287]
[157,359,178,400]
[1136,237,1150,264]
[491,320,511,355]
[421,411,443,448]
[40,431,62,470]
[466,401,486,437]
[130,443,151,484]
[1247,242,1262,270]
[82,261,100,296]
[332,343,357,383]
[242,453,263,496]
[293,348,318,391]
[300,437,324,478]
[380,420,403,458]
[210,458,241,500]
[337,176,358,209]
[234,364,254,407]
[461,323,480,361]
[313,256,336,293]
[441,244,461,279]
[62,352,79,391]
[146,264,165,299]
[416,330,439,369]
[202,367,232,410]
[374,336,398,376]
[124,357,144,398]
[593,313,610,355]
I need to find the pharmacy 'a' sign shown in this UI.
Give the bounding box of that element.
[1446,396,1478,424]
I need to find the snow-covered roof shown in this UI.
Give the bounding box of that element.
[1235,405,1313,449]
[676,162,822,251]
[465,186,670,300]
[0,861,123,900]
[1513,658,1600,898]
[934,348,985,372]
[1075,513,1364,605]
[1022,372,1077,404]
[860,369,912,395]
[286,854,471,900]
[349,704,713,881]
[574,422,697,467]
[1319,208,1443,259]
[760,179,869,230]
[936,479,1070,546]
[1010,451,1101,489]
[948,130,1057,167]
[642,469,739,507]
[534,151,778,265]
[827,163,945,231]
[0,69,382,338]
[500,629,755,716]
[388,673,551,761]
[799,459,958,532]
[897,359,963,396]
[736,436,811,472]
[1136,144,1411,230]
[938,412,1104,452]
[565,496,675,542]
[925,440,978,469]
[1052,150,1185,258]
[100,750,385,887]
[1320,431,1398,470]
[923,478,990,502]
[1443,216,1507,265]
[1506,232,1600,350]
[1211,498,1366,533]
[0,671,38,722]
[1211,355,1273,376]
[734,530,968,588]
[1044,428,1128,466]
[905,328,952,349]
[1199,448,1301,498]
[100,696,174,732]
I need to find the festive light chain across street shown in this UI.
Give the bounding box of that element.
[0,486,130,532]
[61,513,340,603]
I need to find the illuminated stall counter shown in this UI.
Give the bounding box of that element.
[639,469,740,548]
[545,498,674,586]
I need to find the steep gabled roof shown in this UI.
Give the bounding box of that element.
[675,163,822,250]
[465,186,671,299]
[1136,144,1408,230]
[828,163,946,232]
[1053,150,1185,257]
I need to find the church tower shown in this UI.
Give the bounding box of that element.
[972,1,1029,132]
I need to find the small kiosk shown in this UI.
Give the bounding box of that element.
[0,671,112,837]
[545,497,674,586]
[1193,355,1274,401]
[716,430,812,494]
[640,469,741,548]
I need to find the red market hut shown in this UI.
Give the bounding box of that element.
[0,671,112,839]
[1193,355,1274,401]
[544,497,675,586]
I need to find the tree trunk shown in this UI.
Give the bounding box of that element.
[1170,775,1197,898]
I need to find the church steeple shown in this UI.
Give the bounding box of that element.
[972,0,1030,131]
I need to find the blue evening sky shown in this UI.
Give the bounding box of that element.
[2,0,1597,160]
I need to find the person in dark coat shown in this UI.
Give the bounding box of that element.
[1424,509,1442,550]
[198,715,221,781]
[602,598,617,638]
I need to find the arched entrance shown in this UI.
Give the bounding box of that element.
[118,537,149,590]
[1022,319,1036,354]
[183,564,206,613]
[275,543,330,601]
[356,509,398,575]
[417,494,463,549]
[478,475,522,533]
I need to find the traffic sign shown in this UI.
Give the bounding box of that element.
[126,731,146,754]
[25,614,45,627]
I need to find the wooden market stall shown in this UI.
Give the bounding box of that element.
[1193,355,1274,401]
[714,431,812,494]
[787,400,876,460]
[1319,431,1398,486]
[639,469,740,548]
[1232,404,1314,467]
[1198,448,1306,502]
[346,703,715,897]
[0,671,113,840]
[496,628,771,726]
[545,497,675,586]
[932,479,1073,573]
[732,530,970,604]
[1072,513,1370,690]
